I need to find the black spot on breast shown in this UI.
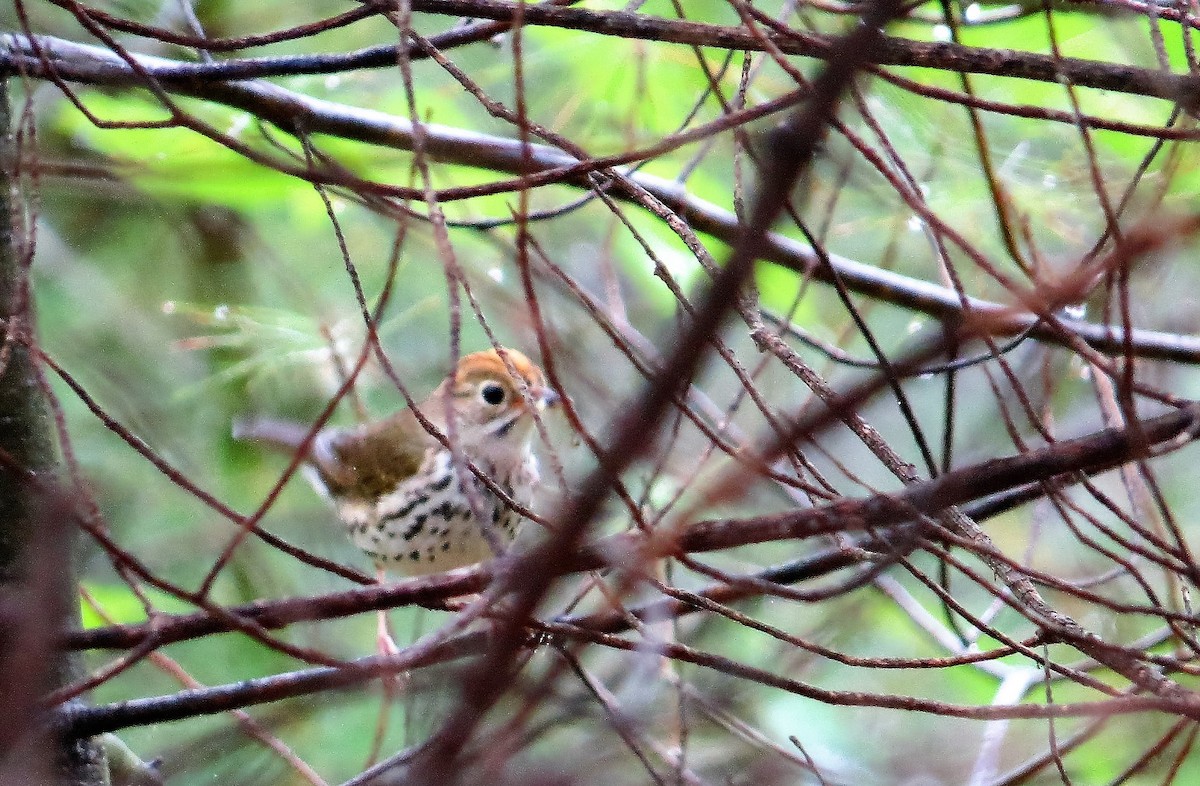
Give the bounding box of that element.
[441,542,451,551]
[491,507,502,523]
[430,474,452,492]
[402,514,427,540]
[409,550,420,561]
[382,494,429,524]
[431,501,456,520]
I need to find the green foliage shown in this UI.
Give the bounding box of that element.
[80,583,191,628]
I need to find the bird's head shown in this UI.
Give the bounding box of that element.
[431,348,559,463]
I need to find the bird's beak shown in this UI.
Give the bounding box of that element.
[535,387,561,411]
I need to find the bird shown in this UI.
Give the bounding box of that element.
[235,347,559,576]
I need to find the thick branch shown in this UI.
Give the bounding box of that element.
[13,3,1200,104]
[63,403,1199,655]
[3,34,1197,362]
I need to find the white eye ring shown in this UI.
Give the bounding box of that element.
[481,382,506,406]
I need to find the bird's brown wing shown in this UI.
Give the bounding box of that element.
[322,408,435,498]
[235,411,434,499]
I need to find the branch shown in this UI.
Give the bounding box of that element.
[14,2,1200,104]
[3,34,1197,363]
[64,403,1200,653]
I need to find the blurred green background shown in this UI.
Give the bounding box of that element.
[9,0,1200,783]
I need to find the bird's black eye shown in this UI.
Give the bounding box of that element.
[481,383,506,406]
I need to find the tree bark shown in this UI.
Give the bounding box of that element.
[0,75,107,786]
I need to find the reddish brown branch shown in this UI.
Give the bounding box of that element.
[9,3,1200,104]
[62,402,1199,655]
[5,35,1198,365]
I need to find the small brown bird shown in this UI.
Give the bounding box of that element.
[236,348,558,575]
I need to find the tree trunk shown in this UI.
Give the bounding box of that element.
[0,75,107,786]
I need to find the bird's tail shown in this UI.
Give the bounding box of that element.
[234,416,346,499]
[232,416,317,455]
